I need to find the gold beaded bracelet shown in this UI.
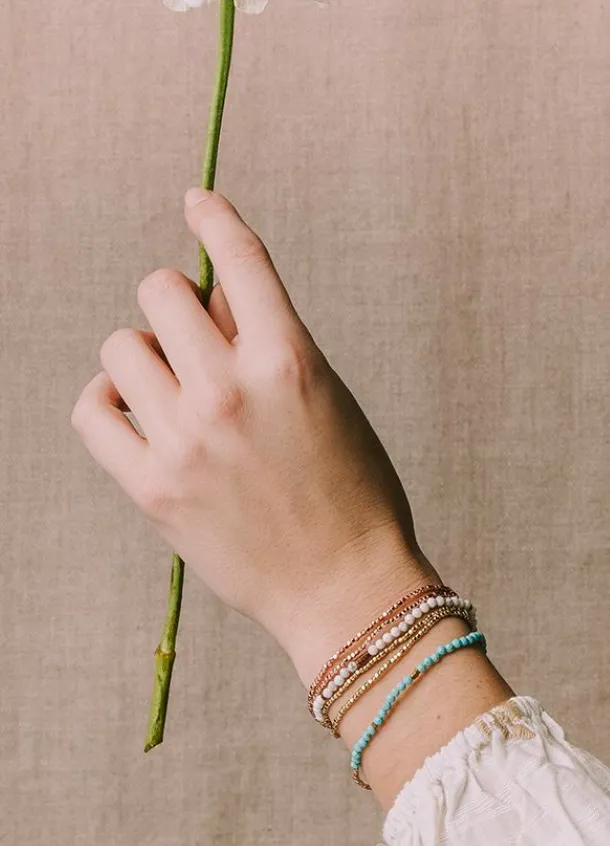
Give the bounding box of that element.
[309,586,460,715]
[329,605,472,737]
[319,605,473,732]
[307,583,446,712]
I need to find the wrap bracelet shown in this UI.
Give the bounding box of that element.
[307,584,447,712]
[311,595,476,724]
[351,630,488,789]
[308,585,459,716]
[329,605,473,737]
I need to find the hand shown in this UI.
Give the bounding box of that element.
[71,188,438,682]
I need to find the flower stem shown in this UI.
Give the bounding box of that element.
[144,0,237,754]
[144,553,184,752]
[199,0,236,303]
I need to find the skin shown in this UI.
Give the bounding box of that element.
[72,187,513,810]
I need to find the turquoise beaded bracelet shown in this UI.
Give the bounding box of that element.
[350,630,487,789]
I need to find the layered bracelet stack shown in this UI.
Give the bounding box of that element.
[307,584,487,789]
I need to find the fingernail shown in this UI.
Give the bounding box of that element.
[185,187,212,207]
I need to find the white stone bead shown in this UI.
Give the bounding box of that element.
[382,632,393,644]
[334,675,344,687]
[368,644,379,656]
[412,607,422,619]
[348,661,358,673]
[427,596,437,608]
[322,687,332,699]
[451,596,458,606]
[391,626,401,638]
[327,681,337,694]
[405,614,415,625]
[419,601,429,613]
[398,621,408,632]
[340,667,350,679]
[458,598,465,608]
[465,599,472,610]
[376,638,385,650]
[436,595,445,606]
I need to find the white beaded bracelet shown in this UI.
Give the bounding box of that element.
[312,594,476,723]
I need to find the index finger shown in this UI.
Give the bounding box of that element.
[184,188,297,339]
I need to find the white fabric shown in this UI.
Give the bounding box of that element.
[382,696,610,846]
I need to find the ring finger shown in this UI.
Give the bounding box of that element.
[100,327,179,444]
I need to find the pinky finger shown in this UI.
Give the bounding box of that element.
[71,371,150,497]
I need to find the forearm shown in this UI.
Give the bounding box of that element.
[283,537,513,810]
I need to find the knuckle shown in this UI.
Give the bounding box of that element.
[100,327,138,364]
[224,234,268,268]
[160,431,205,472]
[133,479,173,519]
[199,384,245,425]
[261,339,319,391]
[137,268,184,304]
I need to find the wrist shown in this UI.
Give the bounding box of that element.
[278,527,441,687]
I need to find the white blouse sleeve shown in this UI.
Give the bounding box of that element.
[382,695,610,846]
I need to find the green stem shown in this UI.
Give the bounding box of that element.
[144,553,184,752]
[144,0,237,754]
[199,0,236,303]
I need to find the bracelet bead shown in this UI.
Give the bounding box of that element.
[328,606,472,736]
[350,631,487,789]
[308,584,455,712]
[311,593,475,724]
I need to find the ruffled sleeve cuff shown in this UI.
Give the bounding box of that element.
[383,695,610,846]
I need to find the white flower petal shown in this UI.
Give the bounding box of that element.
[163,0,328,14]
[163,0,212,11]
[163,0,191,10]
[234,0,269,12]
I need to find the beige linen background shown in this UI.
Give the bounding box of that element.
[1,0,609,843]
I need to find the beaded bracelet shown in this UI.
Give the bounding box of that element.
[307,584,447,712]
[351,631,487,790]
[309,587,461,716]
[309,586,459,712]
[329,605,473,737]
[311,595,476,723]
[318,604,473,732]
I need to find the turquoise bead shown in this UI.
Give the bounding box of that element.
[346,629,488,784]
